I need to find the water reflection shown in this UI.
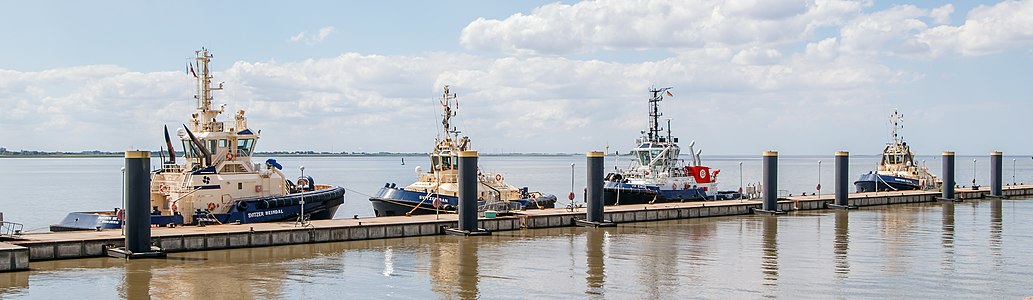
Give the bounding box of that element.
[941,203,956,271]
[456,237,480,299]
[119,259,153,299]
[833,210,850,277]
[0,271,28,295]
[585,229,605,296]
[761,216,779,286]
[990,200,1003,261]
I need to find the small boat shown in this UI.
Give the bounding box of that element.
[51,48,345,231]
[368,86,556,217]
[603,87,725,205]
[854,109,939,192]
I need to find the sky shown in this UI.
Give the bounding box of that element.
[0,0,1031,155]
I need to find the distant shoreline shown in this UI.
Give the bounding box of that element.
[0,152,588,158]
[0,152,1024,158]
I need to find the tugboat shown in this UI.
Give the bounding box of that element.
[368,86,556,217]
[602,87,722,205]
[50,48,345,231]
[854,109,938,192]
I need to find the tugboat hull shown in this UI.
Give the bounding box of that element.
[602,182,709,205]
[369,187,556,217]
[854,173,920,193]
[51,186,346,231]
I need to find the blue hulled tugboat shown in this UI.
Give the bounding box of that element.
[50,49,344,231]
[854,109,938,192]
[368,86,556,217]
[602,87,722,205]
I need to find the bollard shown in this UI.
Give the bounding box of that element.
[938,152,957,201]
[755,151,784,214]
[576,151,615,227]
[990,152,1004,198]
[106,151,165,258]
[445,151,490,236]
[830,151,857,209]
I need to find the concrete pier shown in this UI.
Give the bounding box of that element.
[2,184,1032,271]
[830,151,857,209]
[576,151,614,227]
[940,152,957,201]
[756,151,785,214]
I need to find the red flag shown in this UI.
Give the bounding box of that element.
[665,90,673,97]
[189,65,197,78]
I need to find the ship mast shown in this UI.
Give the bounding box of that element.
[647,87,672,143]
[438,85,464,147]
[889,109,903,146]
[192,48,224,133]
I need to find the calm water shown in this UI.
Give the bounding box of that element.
[2,156,1033,298]
[1,200,1032,298]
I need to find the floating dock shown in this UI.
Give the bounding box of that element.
[1,184,1030,271]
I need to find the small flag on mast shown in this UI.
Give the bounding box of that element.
[665,90,673,97]
[189,64,197,78]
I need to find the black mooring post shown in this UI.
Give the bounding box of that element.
[457,151,478,232]
[756,151,784,214]
[830,151,857,209]
[125,150,151,253]
[990,151,1004,198]
[939,152,957,201]
[107,151,164,259]
[577,151,614,227]
[446,151,490,236]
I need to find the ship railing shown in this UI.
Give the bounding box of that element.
[0,221,23,237]
[161,163,184,173]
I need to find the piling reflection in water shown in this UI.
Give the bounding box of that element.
[941,203,956,272]
[990,199,1003,260]
[0,271,28,295]
[456,238,480,299]
[833,210,850,277]
[585,229,605,296]
[761,216,779,286]
[119,259,152,299]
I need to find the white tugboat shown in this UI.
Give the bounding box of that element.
[368,86,556,217]
[50,48,345,231]
[603,87,728,205]
[854,109,939,192]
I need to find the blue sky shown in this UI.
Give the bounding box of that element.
[1,0,1031,155]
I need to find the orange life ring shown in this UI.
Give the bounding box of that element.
[683,183,690,190]
[207,202,216,211]
[159,184,170,193]
[495,174,503,181]
[225,153,235,160]
[116,208,125,221]
[171,203,178,211]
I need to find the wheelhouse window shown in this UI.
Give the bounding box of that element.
[237,138,255,156]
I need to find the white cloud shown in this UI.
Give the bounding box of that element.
[929,4,954,25]
[287,26,336,45]
[0,46,911,153]
[914,0,1033,57]
[460,0,867,55]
